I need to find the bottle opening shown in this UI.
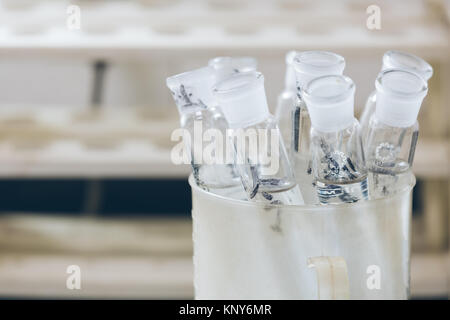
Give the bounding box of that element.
[166,67,216,112]
[293,51,345,75]
[303,75,355,105]
[209,56,257,73]
[209,56,233,69]
[166,66,213,93]
[233,57,258,72]
[382,50,433,81]
[214,71,263,96]
[375,69,428,100]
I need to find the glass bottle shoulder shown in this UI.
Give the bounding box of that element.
[368,116,418,133]
[365,117,419,173]
[310,118,361,141]
[180,107,228,130]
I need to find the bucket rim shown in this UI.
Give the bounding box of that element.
[188,173,416,210]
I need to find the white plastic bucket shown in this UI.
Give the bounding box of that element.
[190,174,415,300]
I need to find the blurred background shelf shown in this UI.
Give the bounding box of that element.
[0,138,446,179]
[413,139,450,179]
[0,0,447,53]
[0,215,194,299]
[0,105,446,178]
[0,0,448,299]
[0,215,447,299]
[0,106,189,178]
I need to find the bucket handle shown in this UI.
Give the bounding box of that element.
[307,256,350,300]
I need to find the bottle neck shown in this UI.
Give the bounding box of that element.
[375,93,423,128]
[374,69,427,128]
[303,75,355,133]
[214,72,270,129]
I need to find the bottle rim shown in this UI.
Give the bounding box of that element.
[166,66,213,91]
[208,56,258,73]
[382,50,433,81]
[375,68,428,100]
[293,51,345,75]
[166,66,216,113]
[213,71,263,97]
[302,74,355,105]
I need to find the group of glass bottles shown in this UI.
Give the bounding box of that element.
[166,50,432,206]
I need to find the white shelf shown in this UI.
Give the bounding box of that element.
[0,138,446,179]
[0,106,190,178]
[0,0,447,59]
[0,106,447,179]
[2,251,443,299]
[0,0,447,179]
[0,214,447,299]
[0,253,194,299]
[0,144,190,178]
[0,214,193,299]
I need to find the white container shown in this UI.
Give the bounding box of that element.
[190,174,415,300]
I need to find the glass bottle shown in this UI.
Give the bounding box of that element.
[275,51,298,153]
[214,72,304,205]
[365,69,428,199]
[166,66,245,199]
[291,51,346,204]
[303,75,368,204]
[360,50,433,143]
[208,56,258,132]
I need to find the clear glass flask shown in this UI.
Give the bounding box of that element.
[365,69,428,199]
[360,50,433,143]
[208,56,258,140]
[291,51,346,204]
[166,66,245,198]
[303,75,368,204]
[214,72,304,205]
[275,51,298,153]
